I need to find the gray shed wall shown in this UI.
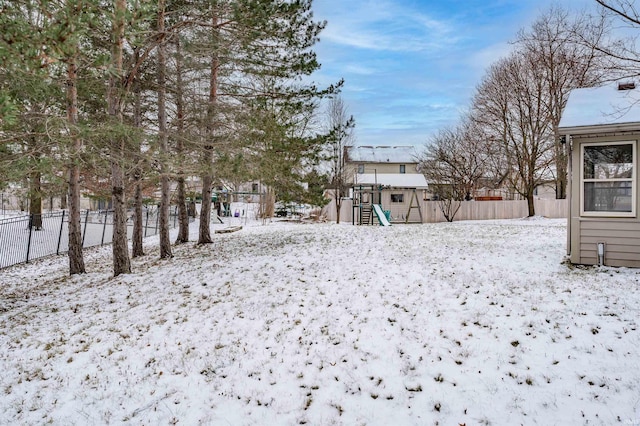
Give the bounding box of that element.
[568,133,640,267]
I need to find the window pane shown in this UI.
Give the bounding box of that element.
[584,181,633,212]
[391,194,404,203]
[584,144,633,179]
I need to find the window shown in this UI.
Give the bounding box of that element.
[581,141,635,216]
[391,194,404,203]
[358,164,364,174]
[399,164,406,174]
[252,183,259,192]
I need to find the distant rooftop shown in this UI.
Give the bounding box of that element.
[559,80,640,132]
[346,146,418,164]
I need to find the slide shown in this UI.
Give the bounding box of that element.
[372,204,391,226]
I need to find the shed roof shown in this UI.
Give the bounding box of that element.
[559,81,640,133]
[354,173,428,189]
[346,146,418,164]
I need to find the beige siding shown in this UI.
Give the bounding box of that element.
[578,220,640,267]
[384,190,423,223]
[567,133,640,268]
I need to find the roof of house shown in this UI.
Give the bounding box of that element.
[346,146,419,164]
[354,173,428,189]
[559,81,640,134]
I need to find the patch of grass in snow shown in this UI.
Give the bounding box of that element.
[330,403,343,416]
[405,384,422,392]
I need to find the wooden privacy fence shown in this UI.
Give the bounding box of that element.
[324,198,567,224]
[420,199,567,223]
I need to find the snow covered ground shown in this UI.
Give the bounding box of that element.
[1,218,639,425]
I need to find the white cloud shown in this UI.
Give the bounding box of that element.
[468,41,513,74]
[315,0,458,52]
[343,64,376,75]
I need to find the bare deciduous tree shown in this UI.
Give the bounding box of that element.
[326,95,354,224]
[472,51,555,217]
[515,6,610,199]
[419,119,489,222]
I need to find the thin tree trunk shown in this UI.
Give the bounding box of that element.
[198,9,219,245]
[554,124,567,199]
[29,168,42,230]
[199,174,213,244]
[131,50,144,258]
[109,0,131,276]
[174,37,189,244]
[175,175,189,243]
[157,0,172,258]
[132,178,144,257]
[66,52,85,274]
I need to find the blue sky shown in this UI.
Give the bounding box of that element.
[311,0,594,147]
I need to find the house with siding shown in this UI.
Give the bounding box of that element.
[345,146,428,223]
[559,81,640,267]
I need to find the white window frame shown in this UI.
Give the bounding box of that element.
[580,140,636,217]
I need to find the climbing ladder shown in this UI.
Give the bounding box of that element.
[361,204,372,225]
[352,184,381,225]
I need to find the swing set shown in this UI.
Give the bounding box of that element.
[351,185,423,225]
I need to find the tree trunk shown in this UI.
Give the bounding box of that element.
[109,0,131,276]
[198,174,213,244]
[554,127,567,199]
[66,52,85,274]
[29,169,42,230]
[175,176,189,243]
[131,50,144,258]
[174,37,189,244]
[157,0,172,258]
[176,176,189,244]
[526,193,536,217]
[198,9,219,245]
[265,187,275,217]
[132,179,144,257]
[335,189,342,224]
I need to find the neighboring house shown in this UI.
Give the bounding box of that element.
[559,80,640,268]
[346,145,421,176]
[345,146,428,223]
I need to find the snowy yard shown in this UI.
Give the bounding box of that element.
[1,218,639,425]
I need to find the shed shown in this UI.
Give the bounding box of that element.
[559,81,640,267]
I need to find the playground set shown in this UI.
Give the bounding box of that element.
[351,184,423,226]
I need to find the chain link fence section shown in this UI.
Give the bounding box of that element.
[0,207,181,269]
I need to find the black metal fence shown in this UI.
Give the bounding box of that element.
[0,207,182,269]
